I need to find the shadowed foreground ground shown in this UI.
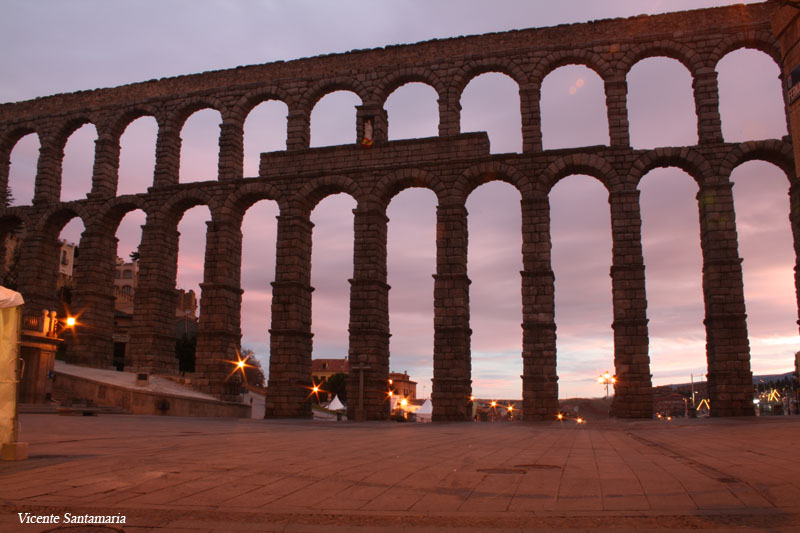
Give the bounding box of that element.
[1,414,799,532]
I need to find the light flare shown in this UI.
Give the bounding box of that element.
[223,348,256,385]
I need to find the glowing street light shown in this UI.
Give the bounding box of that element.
[65,316,76,328]
[224,348,255,386]
[597,370,616,399]
[305,378,326,403]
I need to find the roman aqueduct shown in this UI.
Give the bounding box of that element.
[0,2,796,420]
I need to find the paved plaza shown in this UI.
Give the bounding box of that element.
[1,414,799,532]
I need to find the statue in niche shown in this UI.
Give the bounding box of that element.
[361,118,373,147]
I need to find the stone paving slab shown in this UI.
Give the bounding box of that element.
[1,415,799,531]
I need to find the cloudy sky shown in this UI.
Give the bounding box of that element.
[2,0,796,399]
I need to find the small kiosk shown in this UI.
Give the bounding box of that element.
[0,286,27,460]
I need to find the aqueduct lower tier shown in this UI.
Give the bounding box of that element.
[1,2,798,420]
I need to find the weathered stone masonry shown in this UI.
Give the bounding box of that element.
[0,2,796,419]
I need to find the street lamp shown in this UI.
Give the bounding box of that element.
[597,370,616,399]
[54,315,77,337]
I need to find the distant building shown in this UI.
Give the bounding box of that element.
[56,240,77,305]
[113,257,138,314]
[58,241,77,277]
[112,256,198,369]
[653,391,689,417]
[389,371,416,399]
[311,358,349,383]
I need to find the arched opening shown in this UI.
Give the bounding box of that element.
[385,83,439,141]
[240,199,280,395]
[627,57,697,149]
[549,175,613,399]
[541,65,609,150]
[717,49,787,142]
[179,109,221,184]
[310,193,355,360]
[730,161,797,375]
[175,205,211,372]
[57,216,86,315]
[310,91,361,147]
[118,116,157,195]
[460,72,522,154]
[7,133,39,206]
[112,208,146,370]
[638,168,705,388]
[243,100,288,177]
[387,187,437,401]
[466,180,523,401]
[61,123,97,202]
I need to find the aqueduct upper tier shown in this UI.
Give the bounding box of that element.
[0,2,797,420]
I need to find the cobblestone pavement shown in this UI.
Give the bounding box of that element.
[1,415,799,531]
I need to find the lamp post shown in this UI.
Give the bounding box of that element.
[597,370,616,399]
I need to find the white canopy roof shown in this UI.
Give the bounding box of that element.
[328,394,344,410]
[0,287,23,309]
[416,398,432,414]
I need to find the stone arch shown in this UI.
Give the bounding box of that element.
[710,30,782,69]
[373,168,448,210]
[541,153,618,193]
[630,148,713,188]
[107,105,161,141]
[236,91,293,177]
[721,140,796,183]
[620,41,704,76]
[223,181,288,225]
[533,50,614,85]
[46,118,101,203]
[38,203,90,236]
[158,188,220,227]
[1,126,40,206]
[302,77,369,113]
[94,195,152,236]
[375,69,446,107]
[0,124,40,154]
[296,174,364,212]
[451,58,528,100]
[231,87,293,125]
[53,116,99,150]
[169,96,227,132]
[454,161,532,203]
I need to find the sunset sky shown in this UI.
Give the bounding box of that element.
[2,0,797,399]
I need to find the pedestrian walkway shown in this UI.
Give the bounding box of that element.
[1,414,799,531]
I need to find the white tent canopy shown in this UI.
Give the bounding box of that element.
[328,394,344,410]
[416,398,432,422]
[416,398,432,414]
